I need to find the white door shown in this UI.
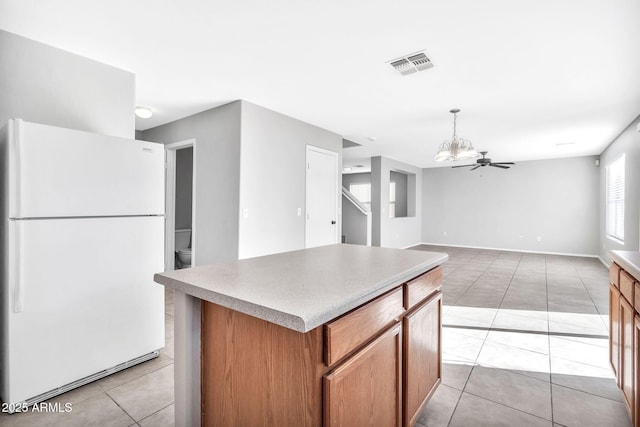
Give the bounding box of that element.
[305,146,339,248]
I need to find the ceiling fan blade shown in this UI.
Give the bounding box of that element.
[492,162,515,165]
[470,165,480,171]
[490,164,509,169]
[451,164,474,168]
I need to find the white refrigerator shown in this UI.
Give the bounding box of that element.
[0,119,165,407]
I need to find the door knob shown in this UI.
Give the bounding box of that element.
[331,220,336,224]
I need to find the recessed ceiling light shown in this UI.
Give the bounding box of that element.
[343,167,353,172]
[368,137,377,141]
[135,106,153,119]
[555,141,575,146]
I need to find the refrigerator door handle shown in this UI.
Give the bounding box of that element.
[10,220,24,313]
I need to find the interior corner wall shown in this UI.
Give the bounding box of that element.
[599,115,640,262]
[421,156,600,255]
[238,101,343,259]
[371,156,422,249]
[141,101,242,265]
[342,172,372,189]
[0,30,135,138]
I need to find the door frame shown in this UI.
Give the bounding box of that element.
[165,139,196,271]
[305,145,340,248]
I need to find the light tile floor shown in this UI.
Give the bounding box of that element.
[412,245,631,427]
[0,246,632,426]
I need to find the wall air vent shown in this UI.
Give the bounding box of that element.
[389,50,433,76]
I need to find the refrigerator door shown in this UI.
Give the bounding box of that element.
[8,119,164,218]
[2,216,164,404]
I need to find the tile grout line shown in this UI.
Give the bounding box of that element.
[462,388,555,423]
[103,392,137,425]
[445,252,524,427]
[545,254,556,426]
[136,402,174,425]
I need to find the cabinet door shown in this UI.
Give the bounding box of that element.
[634,315,640,427]
[610,284,620,382]
[323,323,402,427]
[620,296,634,417]
[403,291,442,427]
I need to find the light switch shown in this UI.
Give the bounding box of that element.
[297,208,302,216]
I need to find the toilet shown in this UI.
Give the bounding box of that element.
[175,229,192,268]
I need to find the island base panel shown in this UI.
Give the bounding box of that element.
[201,301,325,427]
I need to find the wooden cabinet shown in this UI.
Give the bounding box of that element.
[324,287,404,366]
[201,267,442,427]
[403,292,442,427]
[201,302,326,427]
[634,315,640,427]
[610,258,640,426]
[323,324,402,427]
[610,284,620,380]
[621,296,634,416]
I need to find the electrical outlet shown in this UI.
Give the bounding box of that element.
[443,231,447,236]
[297,208,302,216]
[242,208,248,219]
[537,236,542,242]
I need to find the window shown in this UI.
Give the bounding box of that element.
[606,154,625,242]
[349,183,371,211]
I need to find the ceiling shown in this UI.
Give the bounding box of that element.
[2,0,639,170]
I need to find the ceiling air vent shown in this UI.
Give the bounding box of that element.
[389,51,433,76]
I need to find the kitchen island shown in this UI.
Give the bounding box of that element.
[154,244,448,427]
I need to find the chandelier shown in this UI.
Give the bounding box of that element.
[434,109,479,161]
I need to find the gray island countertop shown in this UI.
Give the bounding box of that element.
[154,244,448,332]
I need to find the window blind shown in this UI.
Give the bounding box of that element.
[605,154,625,242]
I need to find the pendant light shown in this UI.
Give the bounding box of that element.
[434,109,479,161]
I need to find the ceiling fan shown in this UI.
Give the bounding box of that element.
[452,151,515,171]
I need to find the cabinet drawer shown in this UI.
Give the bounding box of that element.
[324,287,404,366]
[610,263,621,288]
[620,270,634,303]
[404,267,442,310]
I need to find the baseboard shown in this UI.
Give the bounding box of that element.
[598,256,610,268]
[417,242,599,258]
[401,243,423,250]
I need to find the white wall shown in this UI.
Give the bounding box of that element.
[0,30,134,138]
[141,102,242,265]
[342,193,369,245]
[372,156,422,249]
[422,156,600,255]
[599,115,640,261]
[238,101,342,259]
[343,172,371,190]
[143,100,343,262]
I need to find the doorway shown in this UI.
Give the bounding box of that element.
[305,145,339,248]
[165,139,196,271]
